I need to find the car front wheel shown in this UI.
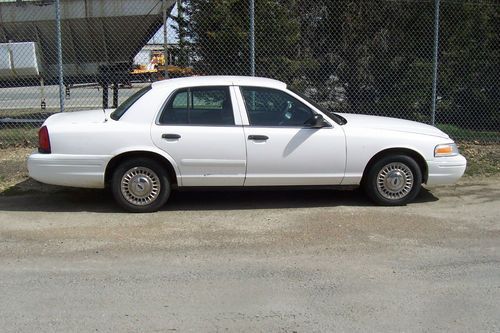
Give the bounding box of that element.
[364,155,422,206]
[111,158,170,212]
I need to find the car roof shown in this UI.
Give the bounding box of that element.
[151,75,287,90]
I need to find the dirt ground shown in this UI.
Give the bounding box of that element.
[0,147,32,192]
[0,146,499,332]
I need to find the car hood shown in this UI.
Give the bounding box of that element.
[337,113,450,139]
[44,109,114,125]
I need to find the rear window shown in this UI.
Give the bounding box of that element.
[110,85,152,120]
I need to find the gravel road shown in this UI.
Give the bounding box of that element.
[0,178,499,332]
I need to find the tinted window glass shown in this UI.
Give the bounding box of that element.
[240,87,313,126]
[160,87,234,125]
[171,91,188,109]
[110,85,151,120]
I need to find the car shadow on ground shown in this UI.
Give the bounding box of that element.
[0,179,439,213]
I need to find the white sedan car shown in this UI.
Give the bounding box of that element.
[28,76,466,212]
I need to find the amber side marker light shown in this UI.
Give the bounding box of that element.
[38,126,51,154]
[434,143,458,157]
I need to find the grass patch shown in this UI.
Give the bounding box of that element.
[437,124,499,143]
[0,127,38,148]
[0,108,58,118]
[458,143,500,177]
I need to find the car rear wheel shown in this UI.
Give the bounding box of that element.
[111,158,170,212]
[364,155,422,206]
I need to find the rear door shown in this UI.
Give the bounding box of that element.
[151,85,247,186]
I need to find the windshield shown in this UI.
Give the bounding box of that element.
[110,85,152,120]
[287,87,347,125]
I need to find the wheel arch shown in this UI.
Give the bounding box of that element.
[105,150,179,189]
[361,148,428,185]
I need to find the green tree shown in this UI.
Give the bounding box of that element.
[183,0,499,132]
[438,2,499,131]
[295,0,436,120]
[185,0,303,81]
[171,0,191,67]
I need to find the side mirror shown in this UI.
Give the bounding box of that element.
[305,114,327,128]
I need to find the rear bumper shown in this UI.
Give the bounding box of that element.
[27,152,111,188]
[426,154,467,186]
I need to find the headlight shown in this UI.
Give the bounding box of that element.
[434,143,459,157]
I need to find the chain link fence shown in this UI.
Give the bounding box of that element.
[0,0,498,147]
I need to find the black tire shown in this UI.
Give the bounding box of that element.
[111,158,170,212]
[363,154,422,206]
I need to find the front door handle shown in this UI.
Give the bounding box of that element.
[162,133,181,140]
[248,135,269,141]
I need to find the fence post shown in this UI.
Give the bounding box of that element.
[249,0,255,76]
[55,0,64,112]
[163,0,169,79]
[431,0,440,126]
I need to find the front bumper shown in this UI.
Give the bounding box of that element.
[426,154,467,186]
[27,152,111,188]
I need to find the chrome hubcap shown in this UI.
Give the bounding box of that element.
[121,167,160,206]
[376,162,414,200]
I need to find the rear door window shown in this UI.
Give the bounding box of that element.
[159,86,234,125]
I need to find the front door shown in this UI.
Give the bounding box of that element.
[238,86,346,186]
[151,86,247,186]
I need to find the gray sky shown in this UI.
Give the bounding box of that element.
[148,3,179,44]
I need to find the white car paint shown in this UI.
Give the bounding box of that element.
[243,126,346,186]
[151,125,247,186]
[338,114,456,185]
[28,75,466,194]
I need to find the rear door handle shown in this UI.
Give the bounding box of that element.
[248,135,269,141]
[162,133,181,140]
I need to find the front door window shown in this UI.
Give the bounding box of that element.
[240,87,314,127]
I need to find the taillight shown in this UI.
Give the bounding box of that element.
[38,125,51,153]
